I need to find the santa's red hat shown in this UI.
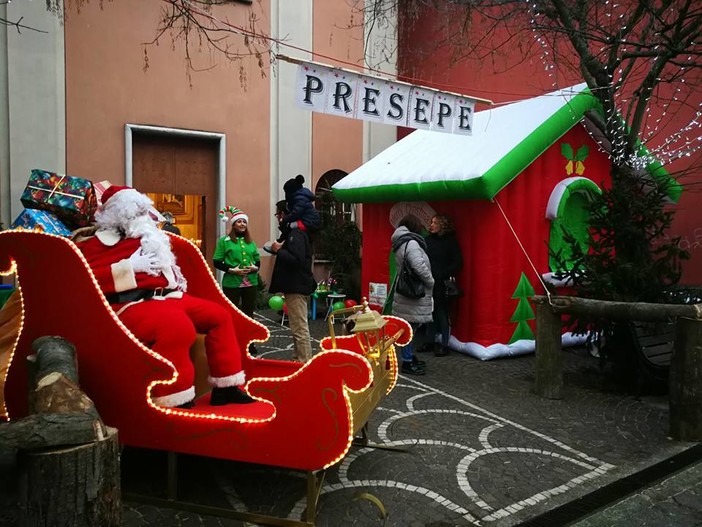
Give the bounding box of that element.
[100,185,132,205]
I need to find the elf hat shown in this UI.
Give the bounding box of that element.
[219,205,248,224]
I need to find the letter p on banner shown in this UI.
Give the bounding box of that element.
[297,64,328,113]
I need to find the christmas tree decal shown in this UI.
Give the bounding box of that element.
[508,272,536,343]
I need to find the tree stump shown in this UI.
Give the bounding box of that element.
[17,426,121,527]
[670,317,702,441]
[1,336,122,526]
[533,298,563,399]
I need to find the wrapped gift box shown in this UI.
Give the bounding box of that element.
[93,180,113,204]
[11,208,72,237]
[20,169,97,228]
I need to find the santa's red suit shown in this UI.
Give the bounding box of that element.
[77,187,247,408]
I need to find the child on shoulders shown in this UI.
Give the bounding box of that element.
[263,175,321,254]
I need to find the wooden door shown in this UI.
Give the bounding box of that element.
[132,134,218,261]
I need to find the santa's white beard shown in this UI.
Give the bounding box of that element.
[128,217,188,290]
[124,216,177,269]
[97,209,188,291]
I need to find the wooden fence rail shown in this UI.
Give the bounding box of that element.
[532,295,702,441]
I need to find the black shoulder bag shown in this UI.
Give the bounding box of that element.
[396,242,425,299]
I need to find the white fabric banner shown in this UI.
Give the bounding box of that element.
[357,76,385,124]
[323,69,360,120]
[431,92,456,133]
[295,60,475,135]
[408,86,436,131]
[381,81,412,127]
[295,63,331,114]
[452,95,474,136]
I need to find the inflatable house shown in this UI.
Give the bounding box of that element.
[332,84,681,360]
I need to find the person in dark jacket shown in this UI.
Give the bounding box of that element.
[159,211,181,235]
[282,174,321,234]
[263,175,321,254]
[268,200,317,362]
[423,214,463,356]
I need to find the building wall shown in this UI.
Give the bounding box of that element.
[1,1,398,288]
[0,1,65,227]
[271,0,312,243]
[64,1,271,244]
[397,2,702,284]
[310,2,364,184]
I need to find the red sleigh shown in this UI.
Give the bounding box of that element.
[0,230,410,479]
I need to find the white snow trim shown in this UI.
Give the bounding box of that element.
[446,332,589,361]
[111,258,138,292]
[208,370,246,388]
[334,84,588,191]
[562,332,590,348]
[96,229,122,246]
[542,272,574,287]
[152,386,195,408]
[545,177,589,219]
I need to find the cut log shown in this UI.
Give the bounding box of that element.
[0,413,104,450]
[17,426,121,527]
[29,337,103,426]
[32,335,79,385]
[33,371,102,420]
[533,295,702,321]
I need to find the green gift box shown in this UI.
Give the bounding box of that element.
[20,169,97,229]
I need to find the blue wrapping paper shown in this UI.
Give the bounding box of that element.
[11,208,72,236]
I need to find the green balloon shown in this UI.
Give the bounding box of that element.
[332,301,346,312]
[268,295,285,311]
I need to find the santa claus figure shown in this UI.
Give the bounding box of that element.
[77,185,254,408]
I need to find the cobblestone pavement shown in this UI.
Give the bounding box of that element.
[2,309,700,526]
[571,460,702,526]
[121,310,698,526]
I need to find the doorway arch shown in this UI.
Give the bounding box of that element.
[546,176,601,273]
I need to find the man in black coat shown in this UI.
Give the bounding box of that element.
[268,200,317,362]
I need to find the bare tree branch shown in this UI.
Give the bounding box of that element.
[358,0,702,171]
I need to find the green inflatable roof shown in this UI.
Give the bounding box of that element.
[333,84,681,204]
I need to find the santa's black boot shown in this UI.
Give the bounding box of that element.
[210,386,256,405]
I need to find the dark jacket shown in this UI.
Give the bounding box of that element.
[283,188,321,231]
[425,232,463,297]
[268,229,316,295]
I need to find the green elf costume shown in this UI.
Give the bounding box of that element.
[213,207,261,351]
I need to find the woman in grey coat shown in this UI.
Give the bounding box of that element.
[391,215,435,375]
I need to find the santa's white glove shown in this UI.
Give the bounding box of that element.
[129,248,160,275]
